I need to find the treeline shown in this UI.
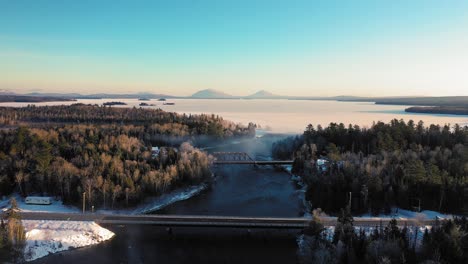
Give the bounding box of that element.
[0,125,213,208]
[0,104,256,139]
[0,94,75,103]
[301,209,468,263]
[406,106,468,115]
[272,120,468,214]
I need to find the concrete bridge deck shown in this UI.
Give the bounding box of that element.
[11,212,438,229]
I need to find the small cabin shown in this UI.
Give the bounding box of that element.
[151,147,160,158]
[316,158,329,172]
[25,196,52,205]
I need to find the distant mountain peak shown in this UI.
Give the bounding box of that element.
[191,89,233,98]
[247,90,279,98]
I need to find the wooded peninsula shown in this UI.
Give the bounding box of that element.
[405,106,468,115]
[0,104,255,208]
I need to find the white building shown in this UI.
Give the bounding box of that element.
[316,158,329,172]
[151,147,160,158]
[25,196,52,205]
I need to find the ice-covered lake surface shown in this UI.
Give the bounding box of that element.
[2,98,468,133]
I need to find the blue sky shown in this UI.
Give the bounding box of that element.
[1,0,468,96]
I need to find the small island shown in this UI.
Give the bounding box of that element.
[138,98,150,101]
[405,106,468,115]
[103,101,127,106]
[139,102,155,106]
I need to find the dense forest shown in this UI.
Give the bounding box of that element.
[273,120,468,215]
[0,105,255,208]
[301,208,468,263]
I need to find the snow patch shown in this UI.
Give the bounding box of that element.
[1,194,79,213]
[132,184,208,214]
[358,207,453,220]
[22,220,114,262]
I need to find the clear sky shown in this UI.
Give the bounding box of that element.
[1,0,468,96]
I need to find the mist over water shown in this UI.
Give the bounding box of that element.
[3,99,467,133]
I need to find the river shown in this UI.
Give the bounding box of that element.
[31,134,305,264]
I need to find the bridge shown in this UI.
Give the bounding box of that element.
[212,152,293,165]
[12,212,439,229]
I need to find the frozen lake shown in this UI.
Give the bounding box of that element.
[1,98,467,133]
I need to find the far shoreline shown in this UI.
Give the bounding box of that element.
[405,106,468,116]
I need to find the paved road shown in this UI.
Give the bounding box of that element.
[5,212,439,229]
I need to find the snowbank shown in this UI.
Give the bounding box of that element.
[132,183,208,214]
[23,220,115,262]
[358,207,453,220]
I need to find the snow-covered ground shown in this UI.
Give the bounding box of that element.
[358,207,454,220]
[131,183,208,214]
[321,225,431,247]
[23,220,114,262]
[0,194,79,213]
[1,183,208,216]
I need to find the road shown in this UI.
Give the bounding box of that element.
[5,212,439,229]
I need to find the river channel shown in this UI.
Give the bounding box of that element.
[32,134,306,264]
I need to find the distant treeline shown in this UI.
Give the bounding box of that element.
[0,95,75,103]
[272,120,468,214]
[0,104,256,139]
[374,96,468,107]
[339,96,468,107]
[406,106,468,115]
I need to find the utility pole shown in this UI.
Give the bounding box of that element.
[82,192,86,214]
[348,191,352,209]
